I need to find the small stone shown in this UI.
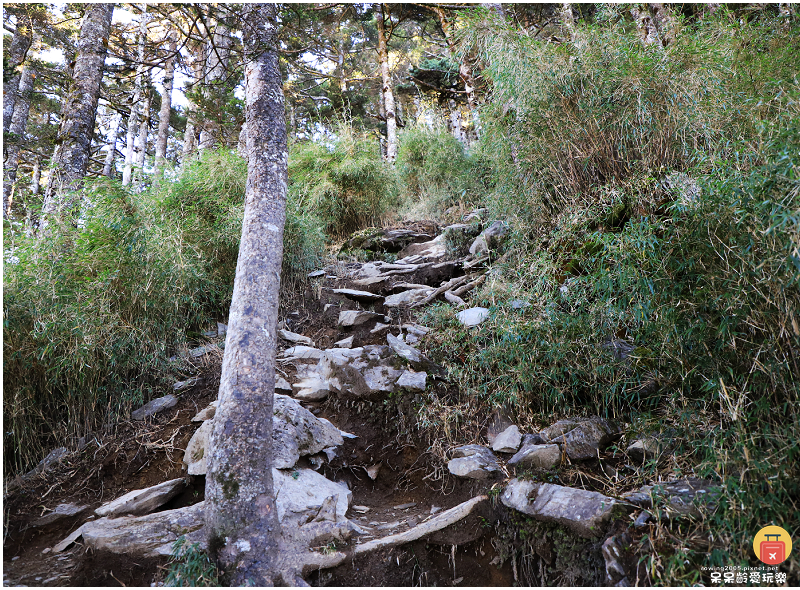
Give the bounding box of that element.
[370,322,390,334]
[510,299,531,310]
[188,344,217,358]
[217,322,227,337]
[634,511,652,528]
[456,307,490,327]
[191,401,218,422]
[430,506,441,515]
[11,556,19,561]
[448,445,501,479]
[492,425,522,453]
[280,346,324,361]
[275,376,293,393]
[334,336,354,348]
[338,310,381,327]
[393,503,416,510]
[396,370,427,392]
[384,288,434,308]
[365,464,381,480]
[173,377,200,391]
[352,505,370,514]
[278,329,314,346]
[402,324,430,336]
[626,437,663,463]
[547,417,621,461]
[131,395,178,421]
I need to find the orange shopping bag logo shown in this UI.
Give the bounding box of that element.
[753,525,792,565]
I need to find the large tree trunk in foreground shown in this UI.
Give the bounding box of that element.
[3,18,33,136]
[205,4,285,585]
[4,62,35,218]
[40,3,114,231]
[376,4,397,163]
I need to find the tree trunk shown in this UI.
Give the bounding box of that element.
[103,112,122,177]
[376,4,397,163]
[122,7,148,186]
[154,31,176,180]
[181,46,204,163]
[448,99,468,147]
[40,3,114,231]
[648,3,678,47]
[3,17,33,136]
[4,62,35,218]
[205,3,285,586]
[631,4,660,46]
[135,80,151,188]
[31,156,41,196]
[199,13,232,151]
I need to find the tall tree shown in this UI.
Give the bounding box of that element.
[154,29,176,180]
[205,3,285,585]
[3,8,33,135]
[198,8,232,151]
[122,6,147,186]
[376,3,398,162]
[3,58,35,217]
[40,3,114,230]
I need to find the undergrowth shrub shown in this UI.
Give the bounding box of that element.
[165,536,219,586]
[289,125,399,236]
[396,127,493,217]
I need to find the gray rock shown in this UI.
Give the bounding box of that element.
[396,370,427,391]
[331,288,384,303]
[334,336,354,349]
[509,299,531,310]
[501,479,619,538]
[217,322,227,337]
[184,420,212,475]
[272,394,344,469]
[32,503,90,528]
[275,376,293,393]
[492,425,522,453]
[456,307,489,327]
[602,532,633,585]
[396,235,447,263]
[338,310,382,327]
[281,346,324,361]
[188,344,218,358]
[173,377,200,391]
[540,419,580,441]
[547,417,621,461]
[403,324,430,337]
[370,322,391,334]
[95,478,186,518]
[293,376,330,402]
[508,444,562,470]
[448,445,501,479]
[384,288,434,308]
[462,208,488,223]
[191,401,218,422]
[273,468,351,527]
[626,437,663,463]
[621,479,720,520]
[402,332,420,344]
[278,329,314,346]
[307,270,326,278]
[469,221,509,256]
[522,433,546,446]
[131,395,178,421]
[320,346,403,399]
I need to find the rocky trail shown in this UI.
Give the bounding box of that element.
[3,215,720,587]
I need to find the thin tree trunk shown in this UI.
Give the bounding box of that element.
[123,6,147,186]
[135,81,151,187]
[3,17,33,136]
[4,62,35,218]
[154,30,176,181]
[199,13,232,151]
[205,3,284,585]
[31,156,41,196]
[181,47,204,163]
[103,112,122,177]
[376,4,397,163]
[40,3,114,231]
[448,99,468,147]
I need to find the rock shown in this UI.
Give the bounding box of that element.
[547,417,621,461]
[184,420,212,475]
[386,333,426,370]
[189,344,218,358]
[469,220,509,256]
[602,533,633,586]
[540,419,580,441]
[522,433,546,446]
[293,376,330,402]
[273,468,351,527]
[191,401,218,422]
[442,223,482,256]
[396,370,427,391]
[95,478,186,518]
[173,377,200,391]
[501,479,619,538]
[308,270,326,278]
[492,425,522,453]
[397,234,447,263]
[370,322,391,334]
[217,322,227,337]
[275,376,293,394]
[456,307,489,327]
[402,333,419,344]
[338,310,382,327]
[403,324,430,336]
[131,395,178,421]
[509,299,531,310]
[365,464,381,480]
[331,288,384,304]
[320,346,403,399]
[621,479,720,520]
[384,288,434,308]
[448,445,501,479]
[626,437,663,463]
[32,503,90,528]
[508,444,562,470]
[281,346,324,361]
[278,329,314,346]
[272,394,344,469]
[334,336,354,348]
[80,502,207,557]
[462,208,488,223]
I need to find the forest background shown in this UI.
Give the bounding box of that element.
[3,3,799,585]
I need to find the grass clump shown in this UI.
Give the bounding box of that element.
[165,536,219,587]
[289,125,399,236]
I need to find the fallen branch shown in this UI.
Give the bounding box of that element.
[452,274,486,297]
[353,495,488,555]
[444,291,466,307]
[411,274,474,308]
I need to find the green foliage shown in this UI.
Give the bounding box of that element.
[165,536,219,587]
[289,125,399,236]
[396,126,492,217]
[3,149,324,474]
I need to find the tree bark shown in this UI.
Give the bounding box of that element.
[122,6,148,186]
[3,16,33,136]
[199,13,232,151]
[181,45,204,163]
[154,30,176,180]
[40,3,114,231]
[103,112,122,177]
[631,4,660,47]
[205,4,285,585]
[31,156,41,196]
[376,4,397,163]
[135,80,151,188]
[4,62,35,218]
[648,3,678,47]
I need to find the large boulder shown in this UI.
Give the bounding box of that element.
[447,445,501,479]
[469,220,509,256]
[320,346,403,399]
[501,479,620,538]
[273,468,351,526]
[95,478,186,518]
[31,503,91,528]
